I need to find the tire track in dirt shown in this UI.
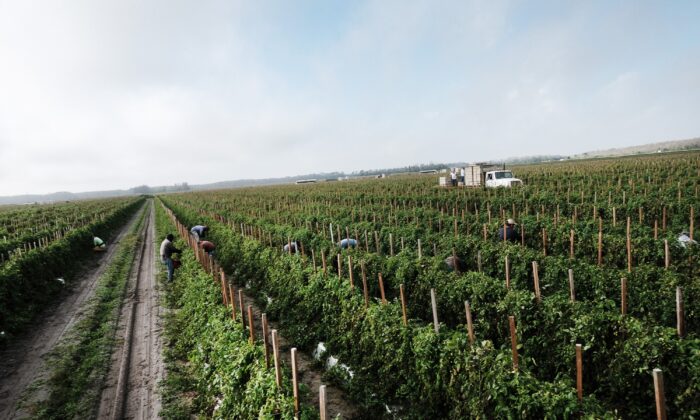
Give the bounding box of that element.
[0,204,146,419]
[98,202,164,419]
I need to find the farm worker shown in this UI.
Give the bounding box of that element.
[497,219,519,242]
[190,225,209,243]
[677,231,697,248]
[450,169,457,187]
[283,241,301,254]
[460,167,465,184]
[160,234,181,282]
[93,236,106,252]
[444,255,466,272]
[200,240,216,256]
[338,238,358,249]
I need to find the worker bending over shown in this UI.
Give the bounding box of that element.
[190,225,209,243]
[497,219,519,242]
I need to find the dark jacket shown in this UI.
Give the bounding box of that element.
[497,226,519,242]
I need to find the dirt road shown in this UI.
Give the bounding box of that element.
[98,203,165,419]
[0,204,146,419]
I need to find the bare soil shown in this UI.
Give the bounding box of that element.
[0,206,145,419]
[98,203,165,419]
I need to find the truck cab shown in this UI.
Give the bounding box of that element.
[484,170,522,188]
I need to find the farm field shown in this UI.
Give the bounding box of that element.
[158,152,699,418]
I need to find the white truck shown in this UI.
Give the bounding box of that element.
[440,164,523,188]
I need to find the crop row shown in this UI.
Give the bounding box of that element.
[0,196,145,339]
[160,193,699,418]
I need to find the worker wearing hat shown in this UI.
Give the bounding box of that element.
[497,218,519,242]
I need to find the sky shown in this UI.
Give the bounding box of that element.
[1,0,699,196]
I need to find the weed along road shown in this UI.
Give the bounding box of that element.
[0,201,148,419]
[98,203,165,419]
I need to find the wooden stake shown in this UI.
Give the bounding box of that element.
[348,256,354,288]
[653,369,667,420]
[664,240,670,270]
[576,344,583,402]
[691,206,695,242]
[569,229,575,259]
[568,269,575,302]
[400,284,408,326]
[431,288,439,333]
[272,330,282,388]
[626,217,632,273]
[465,301,475,345]
[247,305,255,344]
[319,385,327,420]
[238,290,245,327]
[361,262,369,308]
[337,253,342,278]
[477,251,482,273]
[291,348,300,418]
[621,277,627,316]
[598,219,603,266]
[220,270,228,306]
[262,313,270,368]
[532,261,541,303]
[378,273,387,304]
[677,287,685,338]
[417,239,422,259]
[321,250,327,275]
[654,219,658,240]
[509,316,518,372]
[662,206,667,231]
[505,255,511,290]
[389,233,394,256]
[228,285,236,321]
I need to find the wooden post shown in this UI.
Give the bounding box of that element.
[568,269,575,302]
[321,250,327,275]
[361,262,369,308]
[272,330,282,388]
[621,277,627,316]
[400,284,408,326]
[505,255,511,290]
[598,219,603,266]
[374,231,380,254]
[389,233,394,256]
[477,251,482,273]
[319,385,327,420]
[613,207,617,227]
[262,313,270,368]
[337,253,342,278]
[348,256,354,288]
[532,261,541,303]
[521,222,525,246]
[378,273,387,304]
[248,305,255,344]
[238,290,245,327]
[452,247,459,274]
[662,206,667,231]
[431,288,439,333]
[465,301,475,345]
[664,240,670,270]
[542,228,547,256]
[291,348,300,418]
[482,224,487,241]
[228,284,241,322]
[311,249,317,272]
[654,219,658,240]
[569,229,575,259]
[626,217,632,273]
[653,369,667,420]
[576,344,583,402]
[509,316,518,372]
[220,270,228,306]
[417,239,422,259]
[677,287,685,338]
[691,206,695,242]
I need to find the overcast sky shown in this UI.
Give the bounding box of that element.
[1,1,699,195]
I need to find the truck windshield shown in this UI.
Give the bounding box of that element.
[495,171,513,179]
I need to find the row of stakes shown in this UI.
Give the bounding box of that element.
[165,204,677,419]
